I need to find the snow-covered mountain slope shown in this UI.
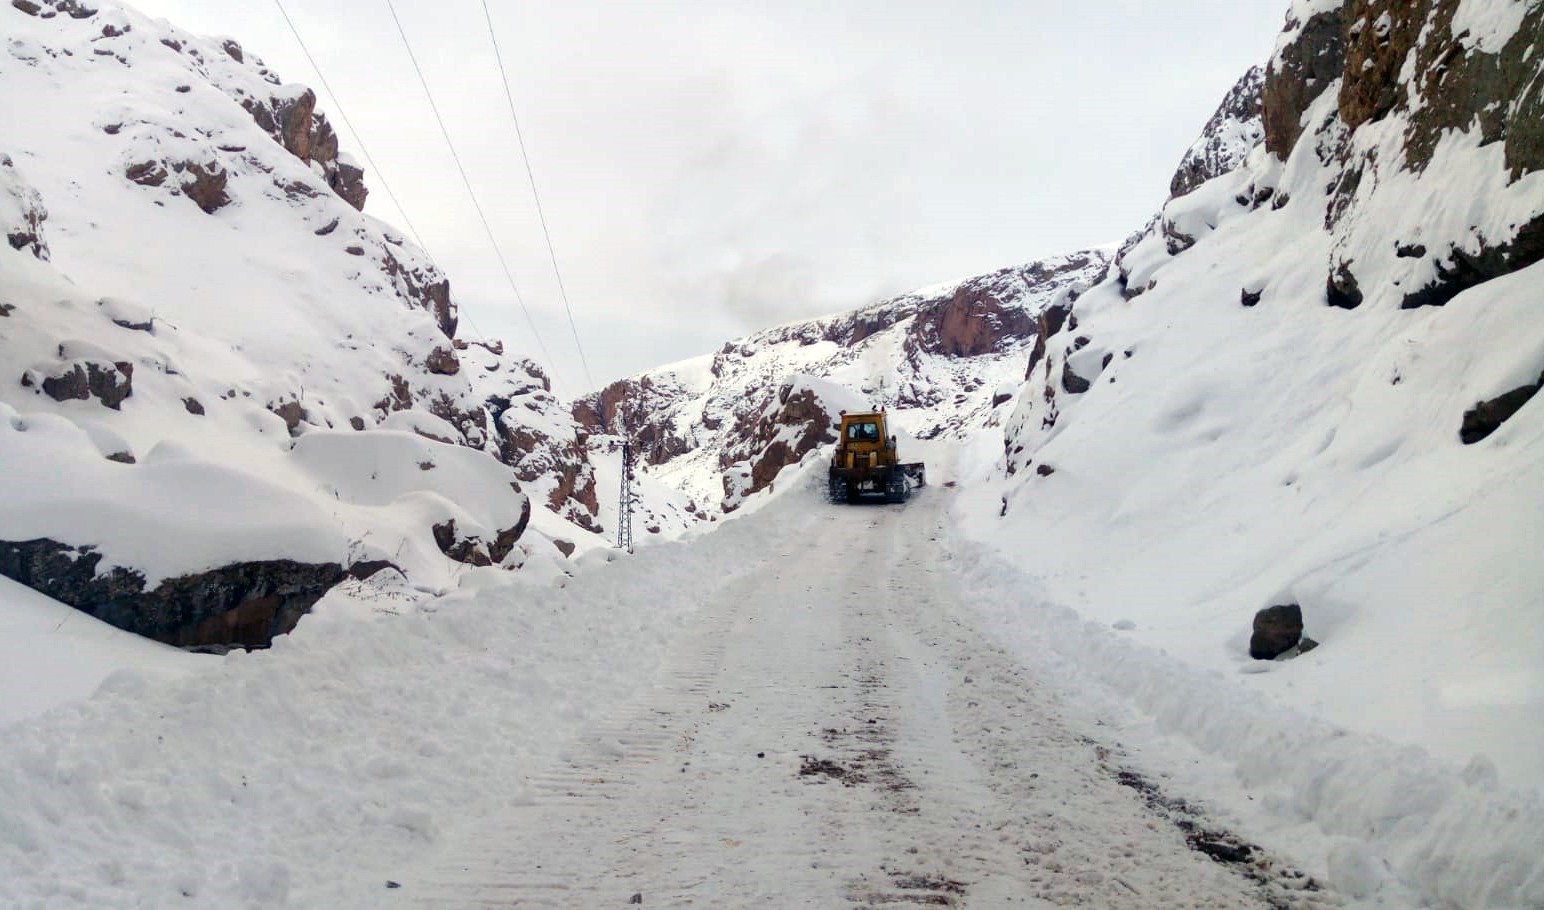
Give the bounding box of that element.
[967,0,1544,796]
[0,0,605,648]
[574,251,1109,510]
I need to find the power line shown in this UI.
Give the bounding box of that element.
[479,0,596,393]
[270,0,428,254]
[380,0,565,390]
[273,0,502,351]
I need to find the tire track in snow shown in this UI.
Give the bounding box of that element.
[379,481,1335,908]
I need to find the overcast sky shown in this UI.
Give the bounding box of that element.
[129,0,1287,394]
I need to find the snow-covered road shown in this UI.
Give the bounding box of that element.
[386,486,1320,909]
[10,463,1536,909]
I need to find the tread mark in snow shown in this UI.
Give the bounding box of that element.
[378,488,1336,908]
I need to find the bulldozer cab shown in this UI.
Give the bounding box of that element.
[842,414,888,447]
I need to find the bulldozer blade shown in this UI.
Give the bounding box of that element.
[901,463,927,487]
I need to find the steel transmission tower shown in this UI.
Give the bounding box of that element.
[616,439,634,553]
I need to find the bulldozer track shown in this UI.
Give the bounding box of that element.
[381,486,1334,909]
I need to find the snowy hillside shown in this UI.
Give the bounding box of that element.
[972,0,1544,798]
[574,251,1109,510]
[0,0,606,655]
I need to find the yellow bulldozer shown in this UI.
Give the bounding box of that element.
[827,409,926,503]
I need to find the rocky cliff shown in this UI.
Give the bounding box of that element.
[0,0,601,646]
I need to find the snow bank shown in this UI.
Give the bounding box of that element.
[0,577,203,727]
[942,534,1544,909]
[0,489,808,908]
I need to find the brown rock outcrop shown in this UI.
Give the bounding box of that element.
[0,538,347,649]
[426,346,460,376]
[1262,7,1344,159]
[1460,372,1543,444]
[177,160,230,213]
[31,359,134,409]
[241,87,368,212]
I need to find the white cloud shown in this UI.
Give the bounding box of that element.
[125,0,1288,392]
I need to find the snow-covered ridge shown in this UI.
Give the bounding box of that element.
[574,250,1109,510]
[979,0,1544,808]
[0,0,605,649]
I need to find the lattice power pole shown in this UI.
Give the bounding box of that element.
[616,438,634,553]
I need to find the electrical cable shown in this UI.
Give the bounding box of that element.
[271,0,429,254]
[274,0,508,350]
[479,0,597,393]
[381,0,565,390]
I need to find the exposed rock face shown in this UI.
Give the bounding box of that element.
[0,538,345,648]
[1338,0,1421,129]
[484,360,601,531]
[177,160,229,213]
[240,86,367,212]
[381,246,457,339]
[1395,1,1544,178]
[1170,66,1265,198]
[573,372,696,467]
[1257,0,1544,310]
[1025,302,1072,379]
[1399,214,1544,309]
[125,160,167,187]
[726,383,840,507]
[1250,603,1304,660]
[1060,361,1091,395]
[432,501,532,567]
[1262,7,1344,159]
[10,0,99,19]
[267,398,307,434]
[907,272,1044,358]
[432,519,491,566]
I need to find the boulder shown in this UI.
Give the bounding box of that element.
[125,160,168,187]
[1460,375,1543,444]
[426,346,460,376]
[177,161,230,213]
[433,513,531,568]
[0,538,345,648]
[432,519,491,567]
[1060,360,1091,395]
[34,359,133,409]
[268,399,307,435]
[1250,603,1304,660]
